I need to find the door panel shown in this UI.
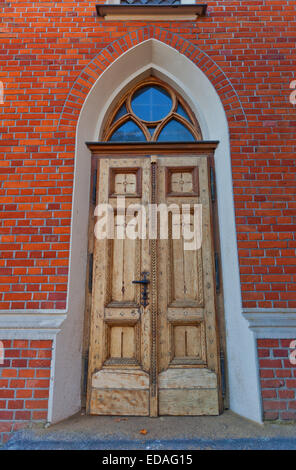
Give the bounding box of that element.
[88,154,221,416]
[157,156,220,415]
[88,157,151,416]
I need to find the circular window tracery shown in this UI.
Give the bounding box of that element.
[103,77,202,143]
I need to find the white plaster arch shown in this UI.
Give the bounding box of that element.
[49,39,262,424]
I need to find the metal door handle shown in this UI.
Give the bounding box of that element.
[132,272,150,308]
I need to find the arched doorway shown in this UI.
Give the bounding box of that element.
[86,76,223,416]
[50,38,262,425]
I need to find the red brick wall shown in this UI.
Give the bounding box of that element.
[0,0,295,310]
[0,339,52,445]
[258,339,296,421]
[0,0,296,309]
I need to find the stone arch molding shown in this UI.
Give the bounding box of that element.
[49,36,262,426]
[58,27,247,131]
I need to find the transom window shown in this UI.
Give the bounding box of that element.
[103,77,202,142]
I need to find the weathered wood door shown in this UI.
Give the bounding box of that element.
[87,154,221,416]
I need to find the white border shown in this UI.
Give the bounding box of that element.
[244,309,296,339]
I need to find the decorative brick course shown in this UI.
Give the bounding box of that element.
[258,339,296,421]
[0,340,52,445]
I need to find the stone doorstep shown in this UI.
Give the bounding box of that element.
[2,410,296,450]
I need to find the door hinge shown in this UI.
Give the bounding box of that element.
[214,252,220,293]
[83,351,89,394]
[92,168,97,205]
[220,349,226,399]
[88,253,93,293]
[210,166,216,203]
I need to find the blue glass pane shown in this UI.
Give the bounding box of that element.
[131,85,172,122]
[113,103,127,123]
[157,120,195,142]
[176,103,191,122]
[110,120,146,142]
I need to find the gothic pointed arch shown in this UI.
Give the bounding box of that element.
[103,76,202,142]
[50,36,261,427]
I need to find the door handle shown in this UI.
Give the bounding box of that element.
[132,272,150,308]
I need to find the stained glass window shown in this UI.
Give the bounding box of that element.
[103,77,202,142]
[109,120,146,142]
[157,120,195,142]
[131,85,172,122]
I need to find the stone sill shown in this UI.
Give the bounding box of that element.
[95,4,207,21]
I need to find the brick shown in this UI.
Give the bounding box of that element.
[11,359,28,368]
[34,390,49,399]
[286,380,296,389]
[15,390,33,399]
[28,360,51,368]
[279,390,295,399]
[7,400,24,410]
[0,379,9,388]
[18,369,35,378]
[26,379,50,389]
[35,370,51,378]
[260,369,274,379]
[273,349,289,358]
[257,348,270,358]
[25,400,48,410]
[257,339,279,348]
[0,411,14,420]
[276,369,292,378]
[261,379,285,389]
[4,350,20,358]
[37,350,52,359]
[9,380,26,388]
[21,350,37,358]
[262,390,277,399]
[281,339,295,348]
[280,411,296,421]
[13,340,29,348]
[32,410,47,420]
[264,411,279,421]
[1,369,17,378]
[0,341,12,349]
[259,359,283,368]
[263,400,287,411]
[283,359,296,369]
[14,410,31,420]
[0,422,13,433]
[0,390,14,399]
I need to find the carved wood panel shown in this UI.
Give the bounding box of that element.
[88,154,221,417]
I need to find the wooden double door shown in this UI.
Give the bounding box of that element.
[87,152,222,416]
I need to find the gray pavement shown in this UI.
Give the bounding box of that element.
[2,410,296,450]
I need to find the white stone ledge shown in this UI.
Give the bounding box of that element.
[0,313,66,338]
[243,309,296,338]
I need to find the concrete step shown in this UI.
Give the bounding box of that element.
[3,430,296,450]
[2,410,296,450]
